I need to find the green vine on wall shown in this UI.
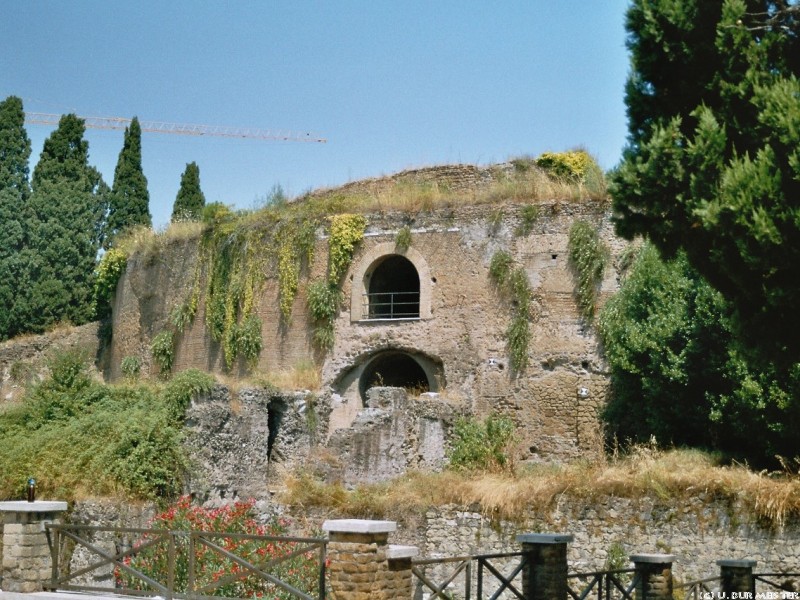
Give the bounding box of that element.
[94,248,128,319]
[328,214,367,283]
[395,225,412,252]
[567,219,609,322]
[307,214,366,351]
[151,330,175,376]
[489,249,532,373]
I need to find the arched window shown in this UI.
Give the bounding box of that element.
[365,255,420,319]
[349,242,433,322]
[358,351,432,400]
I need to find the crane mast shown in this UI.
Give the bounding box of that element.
[24,112,327,143]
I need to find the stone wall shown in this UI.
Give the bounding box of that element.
[391,496,800,586]
[0,322,103,405]
[181,385,459,495]
[108,189,625,463]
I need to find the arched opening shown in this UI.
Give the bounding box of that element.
[366,255,420,319]
[359,351,432,400]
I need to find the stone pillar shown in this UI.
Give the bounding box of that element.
[516,533,573,600]
[323,519,417,600]
[0,501,68,593]
[718,559,756,597]
[386,545,418,600]
[630,554,675,600]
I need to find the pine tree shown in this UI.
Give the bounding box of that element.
[171,162,206,222]
[19,114,108,332]
[107,117,151,247]
[610,0,800,366]
[0,96,32,339]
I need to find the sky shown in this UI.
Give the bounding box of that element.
[1,1,632,228]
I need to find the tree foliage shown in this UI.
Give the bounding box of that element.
[172,162,205,222]
[20,114,108,331]
[611,0,800,367]
[599,244,800,465]
[107,117,150,247]
[0,96,31,339]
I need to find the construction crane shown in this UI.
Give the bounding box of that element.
[24,112,327,143]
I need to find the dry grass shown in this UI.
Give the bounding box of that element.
[114,221,206,258]
[253,360,322,392]
[281,448,800,528]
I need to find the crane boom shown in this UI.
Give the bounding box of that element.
[24,112,327,143]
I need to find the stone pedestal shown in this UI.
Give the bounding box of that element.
[630,554,674,600]
[323,519,417,600]
[517,533,573,600]
[718,559,756,596]
[0,501,68,593]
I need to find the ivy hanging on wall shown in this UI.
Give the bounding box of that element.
[489,249,533,373]
[307,214,367,351]
[567,219,609,322]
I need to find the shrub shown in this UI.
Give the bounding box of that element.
[0,355,209,501]
[447,414,516,473]
[120,356,142,380]
[117,497,321,600]
[151,330,175,376]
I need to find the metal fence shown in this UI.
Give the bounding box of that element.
[362,291,420,319]
[412,551,525,599]
[567,568,639,599]
[45,524,327,600]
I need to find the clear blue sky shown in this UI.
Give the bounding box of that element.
[1,1,631,228]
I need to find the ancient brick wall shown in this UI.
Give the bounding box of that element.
[108,191,624,462]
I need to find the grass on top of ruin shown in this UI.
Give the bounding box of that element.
[115,155,607,258]
[281,445,800,529]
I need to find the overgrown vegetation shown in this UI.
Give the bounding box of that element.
[283,446,800,528]
[489,250,532,373]
[0,351,213,501]
[567,219,609,322]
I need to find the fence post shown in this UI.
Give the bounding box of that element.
[630,554,675,600]
[323,519,417,600]
[717,559,756,597]
[0,500,68,593]
[516,533,573,600]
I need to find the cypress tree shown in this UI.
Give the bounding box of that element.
[20,114,108,332]
[0,96,32,339]
[107,117,151,247]
[611,0,800,365]
[171,162,205,222]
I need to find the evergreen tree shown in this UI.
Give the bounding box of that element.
[610,0,800,366]
[171,162,205,222]
[599,244,799,465]
[0,96,32,339]
[19,114,108,332]
[107,117,151,247]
